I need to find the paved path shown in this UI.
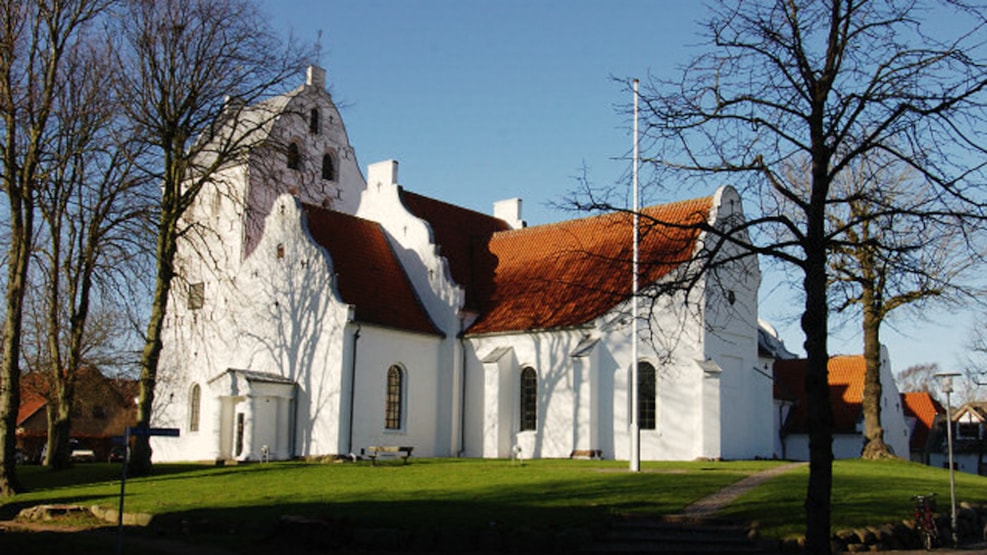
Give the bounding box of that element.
[682,461,807,518]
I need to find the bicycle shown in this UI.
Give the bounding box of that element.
[912,493,939,551]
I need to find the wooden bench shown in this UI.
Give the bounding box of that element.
[366,446,414,466]
[569,449,603,460]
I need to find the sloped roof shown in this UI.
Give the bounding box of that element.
[399,189,511,313]
[467,197,713,334]
[901,391,944,451]
[774,355,869,434]
[302,204,441,336]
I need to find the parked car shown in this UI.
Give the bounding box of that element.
[69,439,96,463]
[108,446,127,463]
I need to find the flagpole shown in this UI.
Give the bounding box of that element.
[630,78,641,472]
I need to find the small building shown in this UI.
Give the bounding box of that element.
[900,391,945,465]
[16,367,138,462]
[929,401,987,476]
[772,348,910,460]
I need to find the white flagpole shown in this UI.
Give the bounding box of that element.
[630,78,641,472]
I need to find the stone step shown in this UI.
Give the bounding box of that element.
[583,516,768,555]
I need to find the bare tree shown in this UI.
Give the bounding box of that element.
[820,154,984,460]
[596,1,987,550]
[110,0,305,475]
[30,33,146,469]
[0,0,112,497]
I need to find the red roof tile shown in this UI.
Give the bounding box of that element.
[303,205,441,336]
[901,391,944,450]
[467,197,713,334]
[399,189,511,312]
[774,355,869,434]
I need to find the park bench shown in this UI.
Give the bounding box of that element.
[366,445,413,466]
[569,449,603,460]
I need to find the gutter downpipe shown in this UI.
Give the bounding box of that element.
[347,324,361,456]
[458,317,468,457]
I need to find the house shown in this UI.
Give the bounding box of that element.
[16,367,138,462]
[772,347,910,460]
[929,401,987,476]
[150,65,770,463]
[900,391,945,465]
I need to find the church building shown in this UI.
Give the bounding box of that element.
[151,66,771,463]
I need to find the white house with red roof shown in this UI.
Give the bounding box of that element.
[151,66,770,463]
[772,348,910,460]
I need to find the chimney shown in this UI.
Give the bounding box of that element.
[307,65,326,90]
[494,198,525,230]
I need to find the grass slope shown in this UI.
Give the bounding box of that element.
[1,457,984,551]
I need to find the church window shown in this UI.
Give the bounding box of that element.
[322,153,336,181]
[188,282,204,310]
[309,108,320,134]
[189,384,201,432]
[638,362,657,430]
[385,365,403,429]
[287,142,301,170]
[520,367,537,431]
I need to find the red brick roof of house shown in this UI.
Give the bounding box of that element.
[900,391,945,451]
[400,191,714,335]
[469,197,712,334]
[303,204,442,336]
[774,355,869,434]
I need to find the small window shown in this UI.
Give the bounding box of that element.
[92,406,106,419]
[189,384,201,432]
[287,143,300,170]
[520,367,537,431]
[638,362,656,430]
[309,108,320,134]
[385,365,403,429]
[321,153,336,180]
[188,282,204,310]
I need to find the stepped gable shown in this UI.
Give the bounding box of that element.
[468,196,713,334]
[399,189,511,313]
[774,355,868,434]
[901,391,944,451]
[302,204,441,336]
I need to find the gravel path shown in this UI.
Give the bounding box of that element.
[682,461,807,518]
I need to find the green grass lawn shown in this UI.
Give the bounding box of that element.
[1,457,985,552]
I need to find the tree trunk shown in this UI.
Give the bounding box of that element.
[0,204,31,496]
[129,215,179,476]
[803,246,834,553]
[860,297,892,460]
[803,135,834,553]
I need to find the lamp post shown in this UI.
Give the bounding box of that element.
[934,372,960,547]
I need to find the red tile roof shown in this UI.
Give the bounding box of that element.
[399,189,511,313]
[302,204,441,336]
[467,197,713,334]
[774,355,869,434]
[901,391,944,451]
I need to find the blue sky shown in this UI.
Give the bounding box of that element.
[262,1,980,379]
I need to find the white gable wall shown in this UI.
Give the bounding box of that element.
[155,196,352,461]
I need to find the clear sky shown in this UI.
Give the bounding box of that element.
[261,0,981,381]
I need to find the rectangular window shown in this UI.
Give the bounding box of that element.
[188,282,205,310]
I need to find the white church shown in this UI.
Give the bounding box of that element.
[151,66,774,464]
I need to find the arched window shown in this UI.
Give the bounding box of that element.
[309,108,320,134]
[385,365,403,429]
[287,142,300,170]
[321,153,336,180]
[520,367,537,431]
[638,362,656,430]
[189,383,201,432]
